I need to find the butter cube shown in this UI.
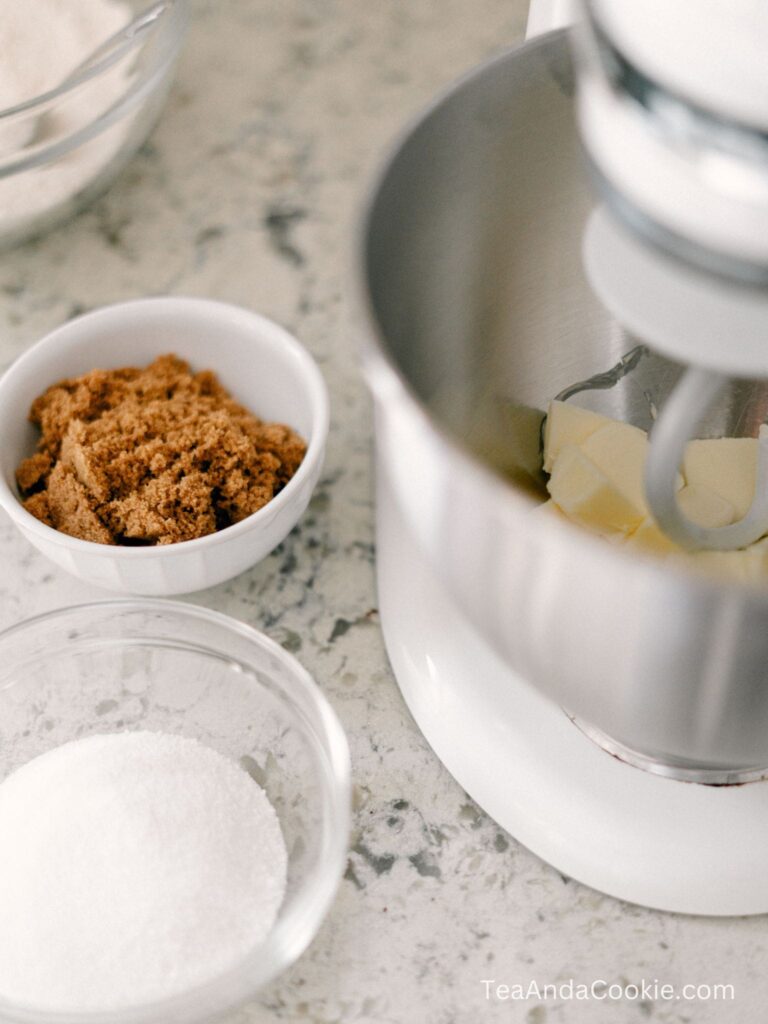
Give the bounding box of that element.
[682,438,758,520]
[531,499,570,522]
[677,484,736,529]
[580,420,650,513]
[624,517,679,556]
[542,404,768,585]
[548,444,645,536]
[625,486,736,558]
[543,401,610,473]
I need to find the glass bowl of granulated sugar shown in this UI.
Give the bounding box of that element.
[0,600,351,1022]
[0,0,188,248]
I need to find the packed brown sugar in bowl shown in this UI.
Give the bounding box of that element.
[15,355,307,546]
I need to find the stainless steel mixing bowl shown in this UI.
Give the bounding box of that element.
[359,30,768,778]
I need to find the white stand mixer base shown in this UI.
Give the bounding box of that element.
[377,472,768,915]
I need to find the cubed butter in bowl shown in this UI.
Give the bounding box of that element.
[542,399,766,583]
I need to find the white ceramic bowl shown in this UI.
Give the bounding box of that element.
[0,298,329,595]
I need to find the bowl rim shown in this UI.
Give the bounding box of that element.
[0,0,188,118]
[0,296,330,558]
[0,597,352,1023]
[0,0,190,179]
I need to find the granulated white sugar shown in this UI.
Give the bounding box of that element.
[0,731,288,1011]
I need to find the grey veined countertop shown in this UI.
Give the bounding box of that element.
[0,3,766,1022]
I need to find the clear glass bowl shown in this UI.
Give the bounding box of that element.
[0,0,189,248]
[0,600,351,1024]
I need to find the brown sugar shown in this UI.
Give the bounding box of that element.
[16,354,307,546]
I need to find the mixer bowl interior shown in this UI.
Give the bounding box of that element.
[360,31,768,775]
[365,34,767,475]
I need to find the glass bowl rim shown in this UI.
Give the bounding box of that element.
[0,0,190,179]
[0,0,189,119]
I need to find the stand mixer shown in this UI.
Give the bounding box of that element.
[359,1,768,914]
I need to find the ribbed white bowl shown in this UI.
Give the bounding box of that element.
[0,298,328,595]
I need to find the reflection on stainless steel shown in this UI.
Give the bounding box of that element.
[554,343,647,404]
[359,31,768,775]
[551,342,768,440]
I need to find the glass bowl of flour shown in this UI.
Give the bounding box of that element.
[0,0,188,248]
[0,600,351,1022]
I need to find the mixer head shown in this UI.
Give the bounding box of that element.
[572,0,768,550]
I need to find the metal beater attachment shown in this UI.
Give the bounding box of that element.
[584,207,768,552]
[573,1,768,552]
[645,368,768,550]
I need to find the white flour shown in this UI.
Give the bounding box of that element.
[0,731,288,1011]
[0,0,134,230]
[0,1,130,112]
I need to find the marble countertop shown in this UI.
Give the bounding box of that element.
[0,2,766,1022]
